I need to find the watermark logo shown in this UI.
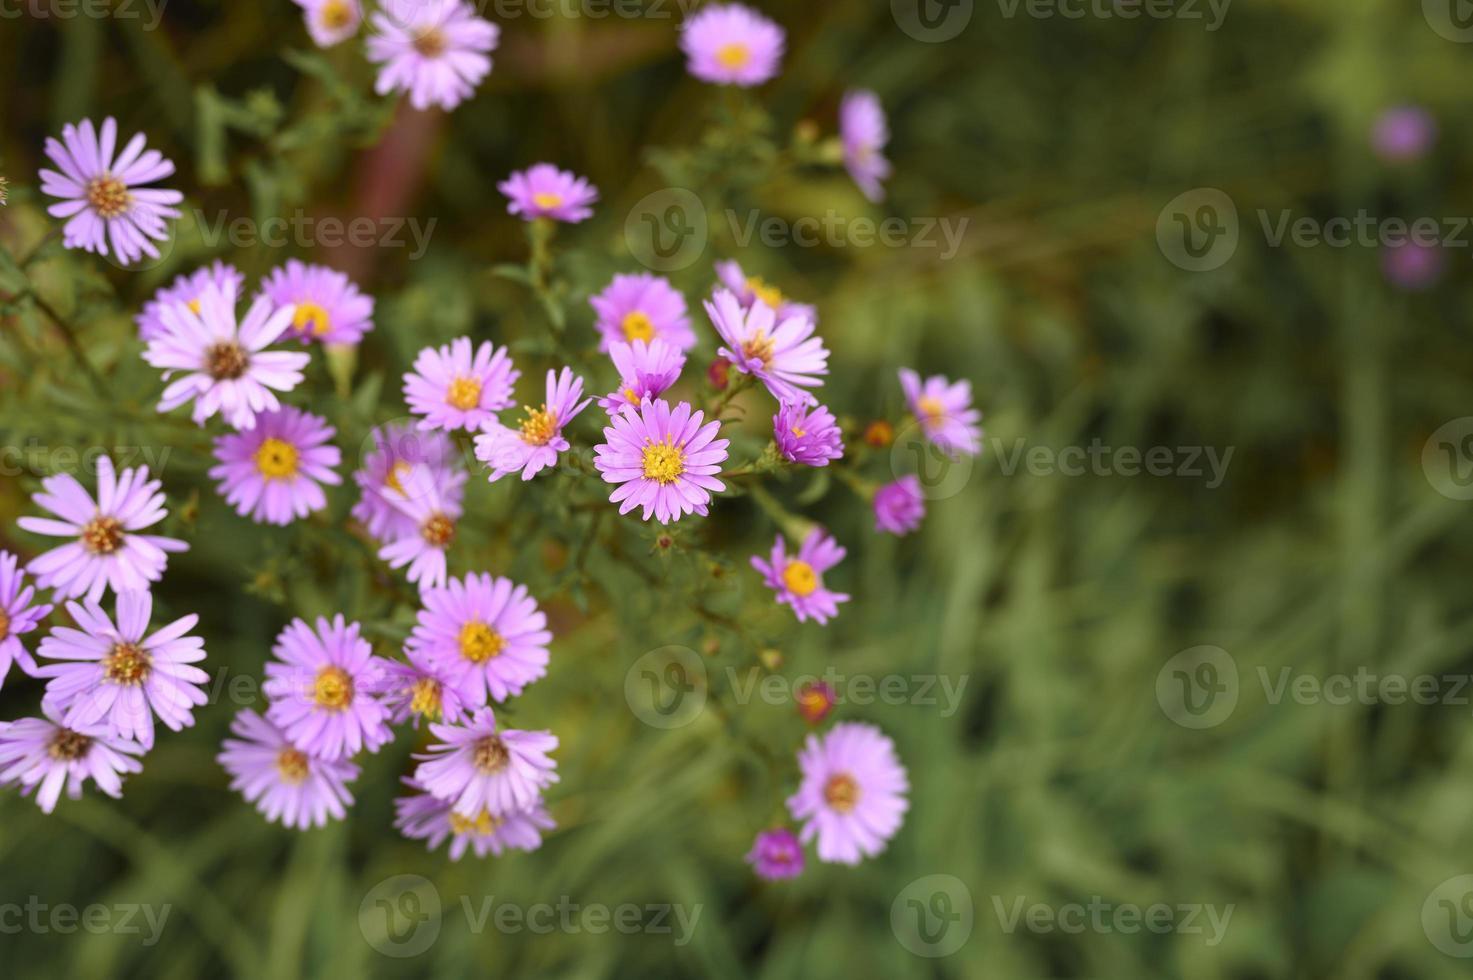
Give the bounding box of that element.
[1423,418,1473,501]
[624,645,707,728]
[889,419,975,500]
[1156,645,1238,729]
[1424,0,1473,42]
[0,0,167,30]
[892,875,974,957]
[625,188,707,272]
[358,875,442,958]
[1157,188,1238,272]
[993,896,1233,945]
[892,0,974,42]
[1423,875,1473,957]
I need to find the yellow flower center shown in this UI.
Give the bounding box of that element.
[918,396,946,427]
[421,513,456,547]
[746,276,784,310]
[82,516,124,555]
[823,773,861,813]
[187,297,202,315]
[532,191,564,210]
[449,809,503,836]
[641,441,686,485]
[781,560,818,597]
[85,175,130,218]
[716,42,752,70]
[276,748,310,785]
[408,677,442,720]
[206,341,249,380]
[103,642,150,686]
[320,0,353,29]
[254,437,299,480]
[518,405,558,446]
[48,729,92,761]
[623,387,641,404]
[620,310,655,343]
[790,424,806,437]
[292,301,332,337]
[458,621,505,663]
[385,460,412,495]
[741,330,775,369]
[413,29,446,57]
[0,609,9,642]
[447,376,482,411]
[472,736,510,774]
[313,665,353,710]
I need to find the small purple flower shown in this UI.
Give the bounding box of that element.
[593,398,729,524]
[0,550,53,690]
[260,259,375,345]
[1382,240,1445,291]
[403,336,520,433]
[746,828,805,880]
[217,709,359,830]
[136,261,244,342]
[293,0,361,47]
[590,273,696,352]
[598,339,686,416]
[787,722,909,865]
[394,778,555,859]
[751,528,850,625]
[378,463,464,590]
[474,368,592,482]
[706,287,829,406]
[840,89,892,203]
[899,367,983,458]
[874,476,924,535]
[376,649,468,727]
[414,707,559,817]
[408,573,552,706]
[352,423,467,544]
[714,259,816,324]
[498,163,599,223]
[262,615,393,761]
[209,406,342,526]
[0,705,144,813]
[38,117,182,265]
[366,0,499,112]
[1371,106,1436,164]
[774,402,843,467]
[681,3,784,87]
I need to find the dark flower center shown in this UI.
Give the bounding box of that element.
[82,516,124,555]
[472,736,510,774]
[48,729,92,761]
[207,342,249,380]
[421,513,456,547]
[823,773,860,813]
[103,642,151,686]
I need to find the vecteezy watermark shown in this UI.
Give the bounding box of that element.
[625,188,709,273]
[0,442,173,478]
[1422,418,1473,501]
[0,0,166,29]
[992,896,1234,946]
[724,667,970,717]
[1156,188,1239,272]
[891,0,974,42]
[892,875,974,957]
[990,438,1234,489]
[190,210,437,259]
[1155,645,1239,729]
[459,0,701,19]
[889,419,975,501]
[1424,875,1473,957]
[624,645,707,729]
[991,0,1231,31]
[724,210,970,261]
[1424,0,1473,43]
[0,898,171,945]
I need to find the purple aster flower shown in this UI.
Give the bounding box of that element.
[351,423,467,544]
[378,463,464,590]
[593,398,729,524]
[705,287,829,406]
[746,827,805,880]
[598,339,686,416]
[366,0,499,112]
[376,649,468,727]
[293,0,361,47]
[1382,240,1446,291]
[680,3,784,87]
[35,590,207,751]
[18,456,188,603]
[751,528,849,624]
[259,259,375,345]
[787,722,909,865]
[209,406,342,526]
[715,259,817,324]
[143,280,311,431]
[474,367,591,482]
[38,117,182,265]
[898,368,983,458]
[590,273,697,352]
[874,476,925,535]
[394,778,554,859]
[136,261,244,343]
[408,573,551,706]
[0,705,144,813]
[262,615,393,761]
[414,707,559,817]
[498,163,599,223]
[1371,105,1436,164]
[840,89,892,203]
[774,401,844,467]
[217,708,359,830]
[403,336,519,433]
[0,550,53,690]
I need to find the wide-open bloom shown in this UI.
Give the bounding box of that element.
[218,709,359,830]
[681,3,784,87]
[378,464,464,589]
[136,261,244,342]
[474,368,590,482]
[262,615,393,761]
[408,573,551,706]
[0,551,53,690]
[210,406,342,526]
[395,778,554,859]
[38,117,182,265]
[840,90,892,203]
[746,828,805,880]
[598,339,686,416]
[414,708,559,817]
[715,259,816,324]
[874,476,924,535]
[498,163,598,223]
[751,528,849,624]
[293,0,361,47]
[0,705,144,813]
[774,402,843,467]
[366,0,499,111]
[898,368,982,458]
[403,337,518,433]
[590,273,696,352]
[787,722,909,865]
[18,456,188,603]
[376,649,468,727]
[260,259,375,345]
[593,398,728,524]
[143,281,310,431]
[706,288,829,405]
[352,423,466,544]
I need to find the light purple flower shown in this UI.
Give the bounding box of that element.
[680,3,784,87]
[593,398,729,524]
[260,259,375,345]
[474,367,591,482]
[590,273,696,352]
[18,456,188,603]
[217,708,359,830]
[403,336,519,433]
[787,722,909,865]
[408,573,551,706]
[598,339,686,416]
[414,707,559,817]
[395,778,554,859]
[706,287,829,406]
[378,463,464,589]
[714,259,816,324]
[0,550,53,690]
[376,649,469,727]
[751,528,849,624]
[746,828,805,880]
[38,117,182,265]
[209,407,342,526]
[898,368,982,458]
[0,704,144,813]
[262,615,393,761]
[136,261,244,342]
[840,89,892,203]
[293,0,362,47]
[774,402,843,467]
[874,476,924,535]
[1382,240,1445,291]
[498,163,599,223]
[1371,106,1436,164]
[366,0,499,112]
[351,422,467,544]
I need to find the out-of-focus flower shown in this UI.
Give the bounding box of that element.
[1371,105,1436,164]
[593,398,729,524]
[293,0,361,47]
[751,528,849,624]
[862,420,894,447]
[774,402,844,467]
[0,704,144,813]
[787,722,909,864]
[796,680,836,725]
[840,89,892,202]
[1381,240,1445,291]
[414,707,559,817]
[394,778,554,859]
[260,260,375,345]
[366,0,499,111]
[591,273,696,352]
[209,407,341,526]
[217,709,359,829]
[745,827,806,880]
[352,423,466,545]
[376,649,468,727]
[873,476,924,535]
[0,550,53,690]
[714,259,816,324]
[378,464,464,590]
[898,368,982,458]
[498,164,599,223]
[598,339,686,416]
[474,368,591,482]
[681,3,784,87]
[136,261,244,342]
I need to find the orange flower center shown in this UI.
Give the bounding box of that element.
[447,377,482,411]
[472,736,510,774]
[781,560,818,597]
[276,748,310,784]
[823,773,860,813]
[82,516,124,555]
[421,513,456,547]
[86,175,130,218]
[518,405,558,446]
[313,666,353,710]
[103,642,151,686]
[48,729,92,761]
[207,342,249,380]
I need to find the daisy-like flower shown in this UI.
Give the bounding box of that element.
[746,828,805,880]
[0,705,144,814]
[366,0,499,111]
[898,368,983,458]
[209,407,342,526]
[593,398,729,524]
[874,476,924,535]
[143,280,311,431]
[414,707,559,817]
[262,615,393,761]
[840,89,893,203]
[403,337,519,433]
[18,456,188,604]
[787,722,909,865]
[260,259,375,345]
[293,0,361,47]
[498,164,599,223]
[38,117,182,265]
[774,402,844,467]
[680,3,784,87]
[351,423,467,544]
[714,259,817,324]
[590,273,696,352]
[376,649,468,727]
[378,464,464,589]
[0,551,53,690]
[408,573,551,706]
[597,339,686,416]
[751,528,850,624]
[474,368,591,482]
[136,261,244,342]
[394,778,554,859]
[705,288,829,406]
[36,591,207,751]
[217,709,359,830]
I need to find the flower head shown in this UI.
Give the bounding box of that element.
[209,406,342,526]
[874,476,925,535]
[474,368,591,482]
[751,528,849,624]
[408,573,551,706]
[352,423,467,544]
[787,722,909,865]
[840,89,892,203]
[593,398,729,524]
[217,709,359,829]
[774,402,843,467]
[706,288,829,406]
[376,649,468,727]
[260,259,375,345]
[1372,105,1436,164]
[898,368,982,458]
[0,551,53,690]
[681,3,784,87]
[136,261,244,342]
[590,273,696,352]
[366,0,499,111]
[262,615,393,761]
[598,339,686,416]
[498,164,599,223]
[395,778,554,859]
[715,259,816,324]
[0,704,144,813]
[796,680,836,725]
[293,0,362,47]
[378,463,464,589]
[1382,240,1445,291]
[403,337,519,433]
[746,827,805,880]
[414,707,559,817]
